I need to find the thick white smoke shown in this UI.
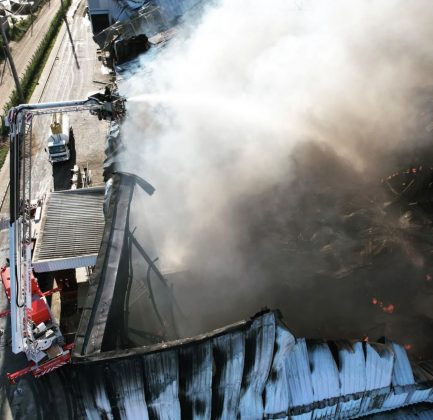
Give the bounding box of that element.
[119,0,433,350]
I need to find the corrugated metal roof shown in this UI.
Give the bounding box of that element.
[338,341,366,391]
[32,187,105,272]
[309,342,340,400]
[109,359,149,419]
[390,342,416,387]
[381,394,409,412]
[33,255,98,273]
[27,311,433,418]
[308,342,340,419]
[91,366,113,418]
[143,350,181,419]
[368,405,433,419]
[285,338,315,409]
[292,414,313,420]
[239,312,275,419]
[264,325,295,416]
[212,331,245,419]
[337,399,363,419]
[410,388,432,405]
[365,343,394,391]
[179,341,212,419]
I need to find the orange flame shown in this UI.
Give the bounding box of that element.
[371,297,395,314]
[382,304,395,314]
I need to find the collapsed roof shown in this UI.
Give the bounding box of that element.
[60,171,433,418]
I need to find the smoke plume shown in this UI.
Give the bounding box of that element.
[119,0,433,358]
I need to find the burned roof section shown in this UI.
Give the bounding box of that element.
[28,311,433,418]
[74,172,180,356]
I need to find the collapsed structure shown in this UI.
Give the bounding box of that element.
[67,171,433,419]
[3,0,433,418]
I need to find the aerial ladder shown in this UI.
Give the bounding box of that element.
[0,91,125,383]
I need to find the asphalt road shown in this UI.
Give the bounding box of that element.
[0,0,62,112]
[0,1,109,416]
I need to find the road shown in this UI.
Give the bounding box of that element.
[0,0,62,112]
[30,0,109,197]
[0,0,109,416]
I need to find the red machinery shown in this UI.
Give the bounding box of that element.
[0,266,71,383]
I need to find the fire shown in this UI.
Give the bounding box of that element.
[382,304,395,314]
[371,297,395,314]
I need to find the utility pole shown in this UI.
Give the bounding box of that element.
[0,17,24,102]
[59,0,80,69]
[0,43,8,85]
[0,57,7,85]
[30,5,33,36]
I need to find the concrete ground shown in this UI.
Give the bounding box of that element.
[0,0,109,416]
[30,0,110,197]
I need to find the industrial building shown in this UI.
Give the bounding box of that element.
[2,0,433,418]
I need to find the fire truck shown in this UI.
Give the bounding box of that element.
[46,113,74,163]
[1,92,125,383]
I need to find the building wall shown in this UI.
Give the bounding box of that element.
[152,0,202,20]
[87,0,134,33]
[87,0,204,34]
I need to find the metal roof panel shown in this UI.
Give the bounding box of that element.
[337,341,366,396]
[308,342,340,402]
[365,343,394,391]
[179,341,212,419]
[264,325,296,416]
[212,331,245,419]
[142,350,181,419]
[337,399,363,418]
[285,338,314,408]
[108,358,149,419]
[239,312,276,419]
[390,342,415,387]
[33,187,105,271]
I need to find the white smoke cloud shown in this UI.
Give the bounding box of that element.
[119,0,433,343]
[121,0,433,264]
